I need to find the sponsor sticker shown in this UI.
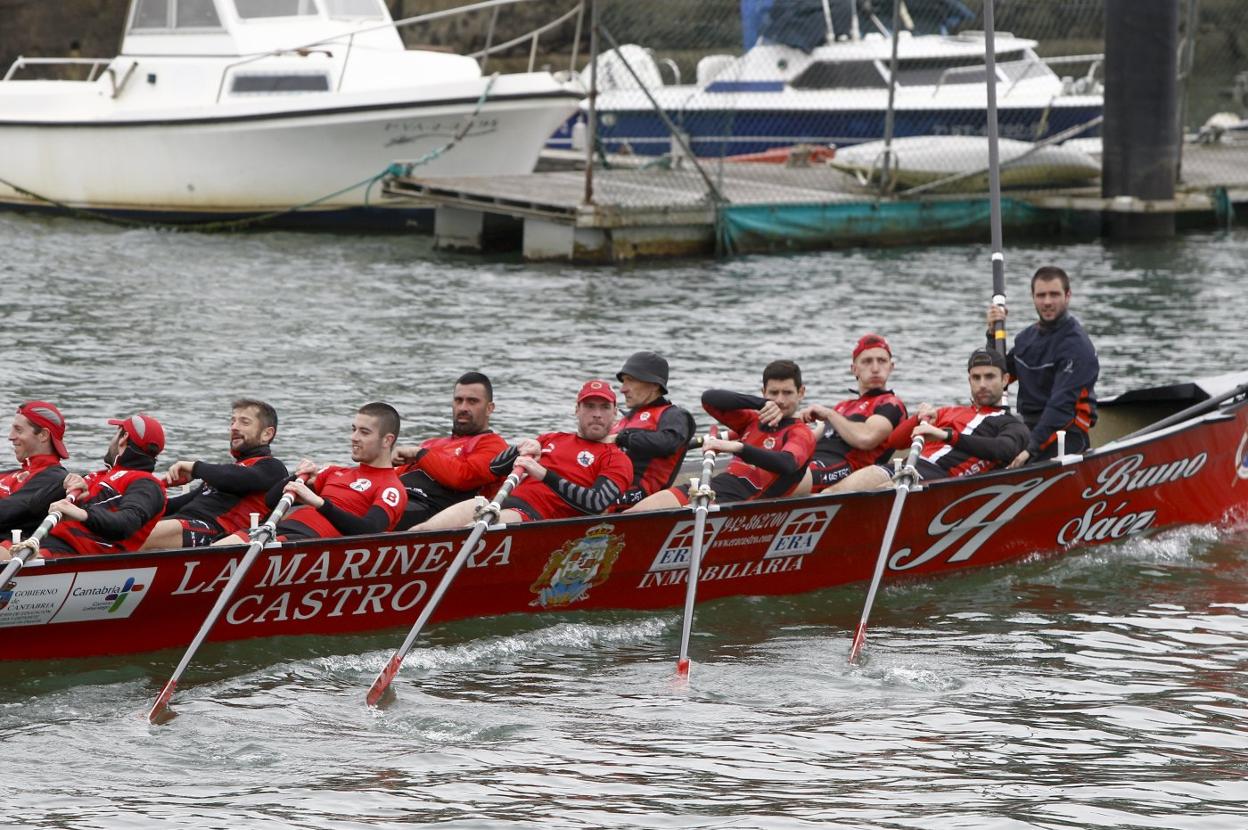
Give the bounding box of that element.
[648,516,728,572]
[0,573,74,628]
[764,506,841,558]
[51,567,158,624]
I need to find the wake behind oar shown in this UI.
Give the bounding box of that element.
[147,474,307,724]
[848,435,924,665]
[365,467,526,708]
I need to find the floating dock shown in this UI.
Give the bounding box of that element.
[382,142,1248,262]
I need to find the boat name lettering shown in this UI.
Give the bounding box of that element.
[1081,452,1206,499]
[637,553,803,589]
[889,473,1074,572]
[1056,499,1157,547]
[226,579,430,626]
[172,537,512,596]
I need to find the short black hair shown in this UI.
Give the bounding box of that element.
[1032,265,1070,293]
[231,398,277,435]
[455,371,493,402]
[358,402,400,440]
[762,359,803,389]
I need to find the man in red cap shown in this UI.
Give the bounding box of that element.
[38,412,168,556]
[0,401,70,540]
[416,379,633,528]
[629,359,816,510]
[788,333,908,494]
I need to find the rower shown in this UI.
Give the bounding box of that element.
[605,351,696,509]
[141,399,288,550]
[827,349,1029,492]
[392,372,508,529]
[986,265,1099,465]
[789,333,908,495]
[0,401,70,541]
[36,413,168,556]
[628,359,816,510]
[415,379,633,528]
[214,402,406,544]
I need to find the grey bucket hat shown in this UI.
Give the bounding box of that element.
[617,351,669,394]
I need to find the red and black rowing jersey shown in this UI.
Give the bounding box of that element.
[397,430,508,526]
[281,464,406,540]
[0,454,67,538]
[809,388,907,488]
[610,398,695,505]
[502,432,633,521]
[45,464,166,555]
[702,390,816,501]
[168,447,288,537]
[886,405,1029,478]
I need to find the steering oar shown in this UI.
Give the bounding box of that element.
[147,473,309,724]
[848,435,924,665]
[675,430,719,679]
[366,467,527,708]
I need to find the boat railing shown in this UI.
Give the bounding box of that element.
[929,63,994,97]
[2,56,111,82]
[214,0,583,103]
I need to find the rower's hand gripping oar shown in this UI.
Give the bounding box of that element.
[0,492,80,586]
[848,435,925,665]
[366,466,527,708]
[147,473,309,725]
[675,427,719,679]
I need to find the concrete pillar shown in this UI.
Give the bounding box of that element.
[1102,0,1180,239]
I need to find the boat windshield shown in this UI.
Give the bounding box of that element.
[231,0,384,19]
[130,0,224,29]
[889,51,1027,87]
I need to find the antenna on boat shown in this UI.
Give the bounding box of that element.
[819,0,834,42]
[984,0,1009,385]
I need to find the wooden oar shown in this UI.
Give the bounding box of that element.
[848,435,924,665]
[147,474,308,725]
[983,0,1009,364]
[675,430,719,679]
[366,467,527,708]
[0,492,78,586]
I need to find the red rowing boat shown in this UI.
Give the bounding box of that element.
[3,373,1246,662]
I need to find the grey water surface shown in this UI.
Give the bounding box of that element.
[0,214,1245,829]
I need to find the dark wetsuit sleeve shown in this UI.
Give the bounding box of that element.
[950,418,1029,464]
[737,443,801,476]
[0,466,66,528]
[542,473,623,515]
[193,457,289,496]
[81,479,164,541]
[263,472,299,510]
[315,503,392,536]
[616,406,694,458]
[489,445,521,477]
[702,390,765,434]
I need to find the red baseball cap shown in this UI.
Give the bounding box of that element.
[852,333,892,360]
[576,379,617,405]
[17,401,69,459]
[108,412,165,456]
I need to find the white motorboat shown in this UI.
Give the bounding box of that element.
[0,0,582,228]
[549,2,1102,159]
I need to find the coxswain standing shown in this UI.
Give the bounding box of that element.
[789,334,908,495]
[629,359,816,510]
[986,265,1099,465]
[416,380,633,528]
[0,401,70,542]
[392,372,508,529]
[605,351,696,509]
[35,413,168,556]
[142,399,288,550]
[827,349,1029,492]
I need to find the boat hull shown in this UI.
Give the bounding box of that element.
[0,90,579,226]
[3,395,1244,662]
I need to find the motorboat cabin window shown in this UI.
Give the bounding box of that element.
[324,0,384,19]
[891,52,1025,87]
[790,61,887,90]
[234,0,318,18]
[129,0,224,30]
[231,73,331,93]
